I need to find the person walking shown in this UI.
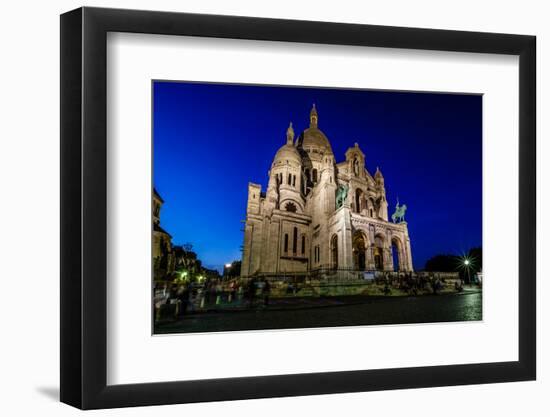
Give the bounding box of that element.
[263,279,271,306]
[177,285,190,317]
[247,278,257,308]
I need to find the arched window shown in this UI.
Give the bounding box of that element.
[284,234,289,253]
[285,202,297,213]
[355,188,364,214]
[331,235,338,269]
[301,235,306,255]
[288,173,292,185]
[293,227,298,254]
[312,169,318,183]
[292,175,296,187]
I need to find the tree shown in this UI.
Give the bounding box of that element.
[223,260,242,279]
[425,254,458,272]
[424,247,482,281]
[467,247,482,273]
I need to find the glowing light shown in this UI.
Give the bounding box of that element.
[225,263,232,268]
[464,259,470,266]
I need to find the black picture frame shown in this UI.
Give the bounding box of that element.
[60,6,536,410]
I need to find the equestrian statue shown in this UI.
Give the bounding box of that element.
[336,184,349,209]
[391,199,407,223]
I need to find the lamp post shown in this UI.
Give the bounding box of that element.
[464,259,471,285]
[224,263,232,280]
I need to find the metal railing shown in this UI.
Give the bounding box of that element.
[246,268,459,284]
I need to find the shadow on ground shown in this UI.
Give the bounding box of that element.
[36,386,59,401]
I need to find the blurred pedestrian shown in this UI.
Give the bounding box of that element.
[247,278,257,308]
[263,279,271,306]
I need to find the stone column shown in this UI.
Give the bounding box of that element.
[405,237,413,271]
[341,209,354,269]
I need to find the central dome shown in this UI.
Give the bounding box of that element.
[296,127,333,154]
[295,104,333,154]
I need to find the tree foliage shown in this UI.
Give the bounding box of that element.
[424,247,482,276]
[425,254,458,272]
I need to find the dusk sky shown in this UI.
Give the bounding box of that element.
[153,81,482,271]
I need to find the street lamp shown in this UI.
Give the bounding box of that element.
[463,259,471,285]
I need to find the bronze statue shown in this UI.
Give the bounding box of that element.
[336,184,349,208]
[391,200,407,223]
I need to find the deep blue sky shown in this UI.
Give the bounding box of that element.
[153,81,482,271]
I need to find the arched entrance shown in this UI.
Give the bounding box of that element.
[330,234,338,269]
[391,237,405,271]
[374,234,385,270]
[352,232,367,270]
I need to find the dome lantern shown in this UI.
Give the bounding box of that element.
[296,104,333,156]
[310,103,318,128]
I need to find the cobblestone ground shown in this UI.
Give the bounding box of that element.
[154,290,482,334]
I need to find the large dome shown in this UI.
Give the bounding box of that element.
[296,127,333,154]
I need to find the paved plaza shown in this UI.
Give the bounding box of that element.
[155,289,482,334]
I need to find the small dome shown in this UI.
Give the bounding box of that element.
[273,143,301,166]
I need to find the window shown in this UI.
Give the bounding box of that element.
[284,234,289,253]
[293,227,298,254]
[312,169,318,183]
[288,173,292,185]
[293,175,296,187]
[331,235,338,269]
[285,202,297,213]
[314,245,320,263]
[301,235,306,255]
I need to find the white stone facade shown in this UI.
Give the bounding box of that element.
[241,105,413,277]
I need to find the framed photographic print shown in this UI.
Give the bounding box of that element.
[60,6,536,409]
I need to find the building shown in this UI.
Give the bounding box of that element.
[241,105,413,278]
[153,188,175,280]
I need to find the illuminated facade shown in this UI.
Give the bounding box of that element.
[241,105,413,277]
